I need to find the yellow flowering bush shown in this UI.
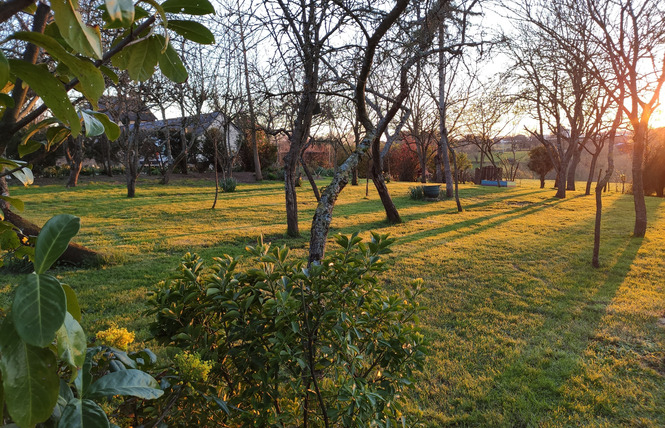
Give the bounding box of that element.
[174,351,213,383]
[96,325,135,351]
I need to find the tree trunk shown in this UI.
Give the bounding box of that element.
[301,156,320,202]
[65,136,84,188]
[450,146,462,212]
[632,122,647,237]
[419,146,427,183]
[126,175,136,198]
[285,164,300,237]
[371,165,401,223]
[438,25,454,197]
[566,147,581,191]
[540,174,545,189]
[585,152,599,196]
[2,205,101,266]
[555,163,567,198]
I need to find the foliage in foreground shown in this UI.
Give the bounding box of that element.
[0,215,163,427]
[147,232,427,427]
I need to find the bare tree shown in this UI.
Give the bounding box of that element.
[586,0,665,237]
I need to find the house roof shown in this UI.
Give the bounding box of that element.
[98,96,157,123]
[134,112,233,136]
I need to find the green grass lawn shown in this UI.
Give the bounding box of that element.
[2,176,665,427]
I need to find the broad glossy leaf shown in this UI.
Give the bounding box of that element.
[105,0,134,28]
[0,50,8,87]
[51,0,103,59]
[100,65,119,84]
[0,229,20,250]
[167,20,214,44]
[12,32,105,106]
[75,348,98,398]
[80,110,105,137]
[18,139,44,157]
[56,313,86,368]
[0,319,59,428]
[62,284,82,322]
[12,273,67,347]
[158,38,187,83]
[86,110,120,141]
[161,0,215,15]
[86,370,163,399]
[0,195,24,212]
[46,126,72,150]
[8,60,81,136]
[20,117,61,147]
[0,93,14,119]
[34,214,81,274]
[125,37,161,82]
[58,398,110,428]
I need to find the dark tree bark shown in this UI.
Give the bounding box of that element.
[566,145,582,191]
[309,0,463,263]
[238,11,262,182]
[438,24,454,197]
[2,209,100,265]
[585,151,599,196]
[65,135,84,188]
[593,109,621,267]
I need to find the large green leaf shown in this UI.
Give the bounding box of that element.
[8,60,81,136]
[58,398,110,428]
[105,0,135,28]
[0,50,8,87]
[18,139,44,157]
[0,195,24,212]
[56,313,86,368]
[34,214,81,274]
[157,38,187,83]
[12,32,105,106]
[85,110,120,141]
[0,319,60,428]
[62,283,82,322]
[51,0,103,59]
[86,370,164,400]
[167,20,215,44]
[125,37,161,82]
[12,273,67,347]
[161,0,215,15]
[80,110,105,137]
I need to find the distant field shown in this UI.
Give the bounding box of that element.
[2,176,665,426]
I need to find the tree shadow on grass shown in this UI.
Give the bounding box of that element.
[415,197,652,426]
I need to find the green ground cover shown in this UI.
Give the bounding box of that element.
[2,177,664,426]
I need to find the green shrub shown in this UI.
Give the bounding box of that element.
[146,233,427,427]
[221,177,237,192]
[408,185,424,200]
